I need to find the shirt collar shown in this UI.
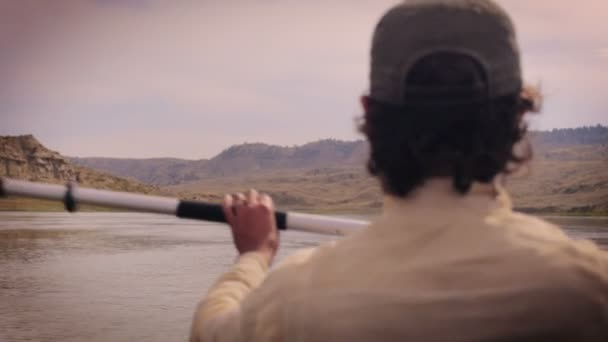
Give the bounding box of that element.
[381,177,512,223]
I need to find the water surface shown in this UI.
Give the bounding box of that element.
[0,212,606,341]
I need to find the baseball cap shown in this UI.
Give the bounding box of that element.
[370,0,522,106]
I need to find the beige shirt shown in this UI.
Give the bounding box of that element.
[190,180,608,341]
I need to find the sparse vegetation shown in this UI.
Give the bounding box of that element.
[531,125,608,145]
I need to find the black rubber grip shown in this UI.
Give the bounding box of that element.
[0,178,5,198]
[176,200,287,230]
[64,182,77,212]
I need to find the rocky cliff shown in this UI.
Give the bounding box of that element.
[1,135,156,194]
[1,135,76,182]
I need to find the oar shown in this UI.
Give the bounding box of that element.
[0,177,369,236]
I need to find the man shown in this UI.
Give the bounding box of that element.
[190,0,608,341]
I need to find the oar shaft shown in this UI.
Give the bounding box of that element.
[0,177,368,235]
[1,178,179,214]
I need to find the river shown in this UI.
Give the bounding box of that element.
[1,212,607,341]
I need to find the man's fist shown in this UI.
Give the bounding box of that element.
[222,189,279,265]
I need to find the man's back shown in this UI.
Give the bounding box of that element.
[196,181,608,341]
[190,1,608,340]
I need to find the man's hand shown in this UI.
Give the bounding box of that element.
[222,189,279,265]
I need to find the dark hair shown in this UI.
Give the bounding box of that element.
[359,53,541,197]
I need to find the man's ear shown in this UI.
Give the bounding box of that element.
[360,95,369,112]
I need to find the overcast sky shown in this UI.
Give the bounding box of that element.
[1,0,607,159]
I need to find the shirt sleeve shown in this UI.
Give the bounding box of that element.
[189,251,270,342]
[189,240,338,342]
[189,244,329,342]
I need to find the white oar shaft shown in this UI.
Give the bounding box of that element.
[0,177,369,236]
[2,178,179,214]
[75,187,179,214]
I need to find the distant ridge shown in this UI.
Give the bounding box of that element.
[72,139,368,185]
[70,156,207,186]
[531,125,608,146]
[71,126,608,187]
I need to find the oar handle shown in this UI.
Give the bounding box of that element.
[176,201,288,230]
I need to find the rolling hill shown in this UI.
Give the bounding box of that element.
[138,126,608,215]
[71,140,368,185]
[69,156,208,185]
[163,143,608,215]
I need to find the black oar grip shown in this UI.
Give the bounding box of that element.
[175,201,287,230]
[64,182,78,212]
[0,178,5,197]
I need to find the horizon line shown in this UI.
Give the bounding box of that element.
[2,124,606,160]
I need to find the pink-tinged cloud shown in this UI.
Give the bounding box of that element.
[1,0,607,158]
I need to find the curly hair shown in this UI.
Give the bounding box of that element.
[359,53,541,197]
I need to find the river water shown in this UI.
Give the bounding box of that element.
[1,212,607,341]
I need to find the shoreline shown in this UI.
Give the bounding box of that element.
[1,207,606,219]
[1,197,606,218]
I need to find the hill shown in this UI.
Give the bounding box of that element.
[70,156,208,185]
[4,126,608,215]
[165,151,608,215]
[71,139,367,185]
[0,135,158,211]
[163,127,607,215]
[507,144,608,214]
[531,125,608,146]
[505,126,607,214]
[167,167,378,214]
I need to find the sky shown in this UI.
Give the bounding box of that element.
[1,0,607,159]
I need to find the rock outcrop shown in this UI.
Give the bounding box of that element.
[0,135,76,182]
[0,135,155,194]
